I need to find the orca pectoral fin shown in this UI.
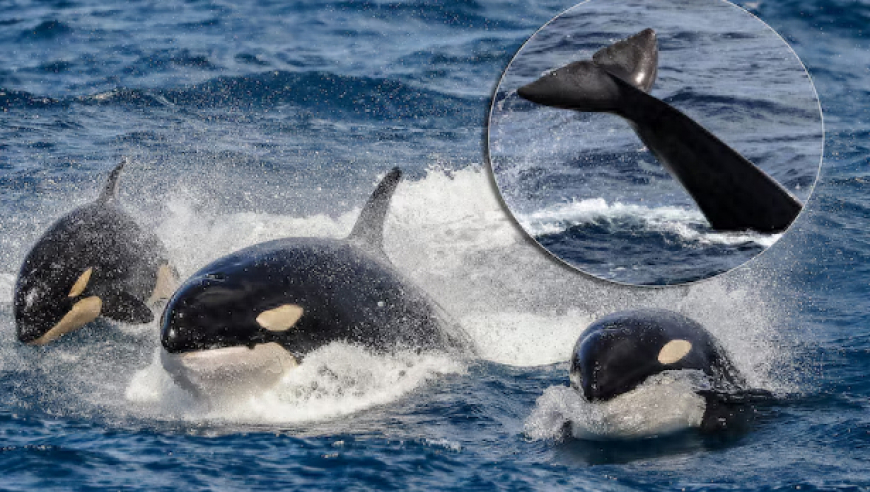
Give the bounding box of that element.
[696,388,773,433]
[592,28,658,92]
[348,167,402,253]
[101,291,154,324]
[698,388,775,405]
[98,157,127,204]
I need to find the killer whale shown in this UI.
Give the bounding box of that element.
[15,159,178,345]
[159,168,472,396]
[517,28,803,233]
[570,309,772,433]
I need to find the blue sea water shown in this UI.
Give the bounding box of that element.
[0,0,868,490]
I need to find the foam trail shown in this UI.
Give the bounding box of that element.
[377,168,793,392]
[518,198,781,247]
[127,343,466,424]
[524,372,707,441]
[0,166,797,426]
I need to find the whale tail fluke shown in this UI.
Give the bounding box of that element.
[348,167,402,252]
[516,28,804,233]
[592,27,658,92]
[517,28,658,112]
[697,387,775,433]
[517,61,625,112]
[623,91,804,232]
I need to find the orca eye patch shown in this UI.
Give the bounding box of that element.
[657,339,692,364]
[68,268,93,298]
[256,304,304,332]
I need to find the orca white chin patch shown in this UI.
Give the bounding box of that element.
[160,342,298,398]
[32,296,103,345]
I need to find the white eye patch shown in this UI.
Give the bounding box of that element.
[256,304,304,332]
[68,268,93,298]
[657,339,692,364]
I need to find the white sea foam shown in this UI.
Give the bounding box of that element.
[1,166,796,426]
[0,273,14,303]
[144,167,793,406]
[127,343,465,424]
[459,309,595,366]
[524,372,708,441]
[517,198,781,248]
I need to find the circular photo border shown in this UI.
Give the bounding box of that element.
[487,0,824,286]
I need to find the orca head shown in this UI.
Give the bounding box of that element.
[159,258,319,351]
[569,309,739,402]
[158,255,318,395]
[15,264,103,345]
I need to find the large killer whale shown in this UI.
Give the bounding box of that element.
[570,309,772,433]
[159,168,472,396]
[516,28,803,233]
[15,159,178,345]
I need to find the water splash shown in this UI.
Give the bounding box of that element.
[524,372,708,441]
[0,166,797,427]
[518,198,781,248]
[127,343,467,425]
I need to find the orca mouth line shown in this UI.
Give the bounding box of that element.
[163,343,298,371]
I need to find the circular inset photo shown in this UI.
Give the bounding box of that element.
[488,0,823,286]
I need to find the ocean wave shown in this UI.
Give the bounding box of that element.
[18,20,73,41]
[519,198,782,248]
[11,71,483,122]
[0,88,62,109]
[327,0,528,30]
[123,49,219,76]
[663,89,820,121]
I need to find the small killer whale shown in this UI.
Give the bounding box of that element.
[14,159,178,345]
[517,28,803,233]
[570,309,772,433]
[159,168,472,396]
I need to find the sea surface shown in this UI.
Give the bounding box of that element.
[0,0,869,490]
[488,0,824,285]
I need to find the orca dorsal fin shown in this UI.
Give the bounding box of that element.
[348,167,402,252]
[592,28,658,93]
[98,158,127,204]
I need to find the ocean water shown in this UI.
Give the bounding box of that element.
[488,0,824,285]
[0,0,868,490]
